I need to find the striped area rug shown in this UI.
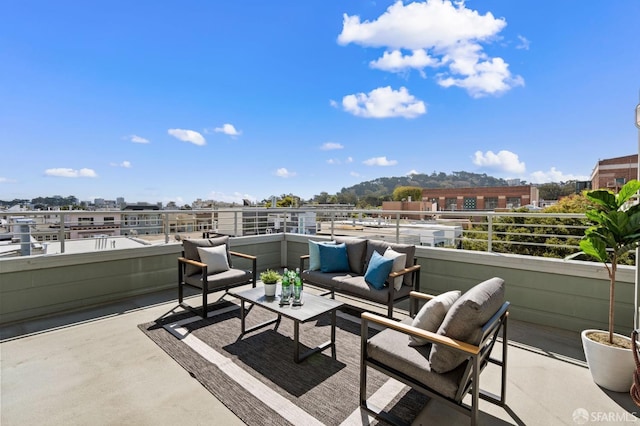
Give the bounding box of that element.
[138,301,428,425]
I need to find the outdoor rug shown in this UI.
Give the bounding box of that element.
[138,301,429,425]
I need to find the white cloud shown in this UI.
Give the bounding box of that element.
[110,161,132,168]
[214,123,241,137]
[327,159,339,165]
[126,135,150,144]
[363,156,398,166]
[275,168,296,178]
[473,150,525,174]
[45,168,98,178]
[321,142,344,150]
[168,129,206,146]
[338,0,524,97]
[0,177,16,183]
[350,171,361,177]
[370,49,440,76]
[329,99,339,108]
[346,157,353,163]
[529,167,589,184]
[516,35,530,50]
[406,169,419,175]
[437,56,524,98]
[342,86,426,118]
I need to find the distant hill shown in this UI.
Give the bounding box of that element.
[338,171,511,198]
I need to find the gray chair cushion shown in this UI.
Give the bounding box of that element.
[429,277,505,373]
[334,237,367,275]
[409,290,461,346]
[367,319,465,400]
[366,240,416,286]
[183,236,231,276]
[184,268,252,289]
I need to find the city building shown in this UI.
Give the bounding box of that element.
[121,203,163,235]
[590,154,638,190]
[421,185,540,210]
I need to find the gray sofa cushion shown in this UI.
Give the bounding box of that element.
[183,236,231,276]
[334,275,412,304]
[334,237,367,275]
[365,240,416,286]
[429,277,505,373]
[301,270,355,289]
[367,319,465,400]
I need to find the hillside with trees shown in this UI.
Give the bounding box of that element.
[309,172,582,208]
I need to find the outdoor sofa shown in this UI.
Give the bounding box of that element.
[299,237,421,317]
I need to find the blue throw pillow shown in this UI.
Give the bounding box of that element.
[319,243,350,273]
[364,250,393,290]
[308,240,336,271]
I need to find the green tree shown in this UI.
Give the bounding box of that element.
[392,186,422,202]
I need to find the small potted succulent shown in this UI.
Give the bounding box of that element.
[260,269,281,297]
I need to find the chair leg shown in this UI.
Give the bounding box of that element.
[202,277,208,319]
[501,315,508,404]
[360,317,368,407]
[178,260,184,303]
[471,355,480,426]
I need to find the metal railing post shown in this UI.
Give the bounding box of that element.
[164,212,170,243]
[234,211,238,237]
[395,212,400,243]
[487,214,493,252]
[330,212,335,238]
[59,213,66,254]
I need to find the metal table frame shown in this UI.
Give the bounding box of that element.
[230,285,344,363]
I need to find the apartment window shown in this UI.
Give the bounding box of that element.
[124,215,138,226]
[507,197,521,208]
[103,216,115,224]
[485,197,498,210]
[78,217,94,225]
[463,197,476,210]
[445,198,457,210]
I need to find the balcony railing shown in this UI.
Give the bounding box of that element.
[1,207,590,259]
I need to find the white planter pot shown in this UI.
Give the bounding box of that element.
[581,329,635,392]
[264,282,277,297]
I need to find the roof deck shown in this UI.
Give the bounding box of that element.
[2,285,637,425]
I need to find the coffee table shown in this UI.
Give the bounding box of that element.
[229,284,344,363]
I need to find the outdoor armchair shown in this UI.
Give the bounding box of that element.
[178,235,256,318]
[360,278,509,425]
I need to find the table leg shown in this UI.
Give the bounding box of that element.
[294,320,300,363]
[294,308,338,363]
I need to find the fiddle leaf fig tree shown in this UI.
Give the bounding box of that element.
[575,179,640,344]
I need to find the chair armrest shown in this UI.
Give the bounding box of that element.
[300,254,309,272]
[409,291,435,302]
[178,257,206,269]
[388,264,420,279]
[361,311,480,355]
[230,251,257,261]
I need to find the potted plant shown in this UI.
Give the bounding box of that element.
[260,269,281,297]
[570,179,640,391]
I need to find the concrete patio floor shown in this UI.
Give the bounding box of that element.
[1,286,638,425]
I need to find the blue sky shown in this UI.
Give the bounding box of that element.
[1,1,639,205]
